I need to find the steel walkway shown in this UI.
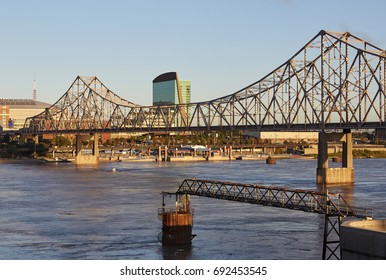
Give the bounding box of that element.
[174,179,373,260]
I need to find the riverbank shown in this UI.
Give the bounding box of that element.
[98,153,308,163]
[3,149,385,164]
[0,154,305,164]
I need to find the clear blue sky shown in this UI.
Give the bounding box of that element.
[1,0,385,105]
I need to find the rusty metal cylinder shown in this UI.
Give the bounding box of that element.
[162,212,193,245]
[266,156,276,164]
[332,156,342,163]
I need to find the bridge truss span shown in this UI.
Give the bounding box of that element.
[23,30,386,134]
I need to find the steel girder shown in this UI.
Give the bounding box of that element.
[23,30,386,134]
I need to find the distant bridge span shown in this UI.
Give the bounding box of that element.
[22,30,386,134]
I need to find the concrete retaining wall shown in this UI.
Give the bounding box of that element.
[340,219,386,260]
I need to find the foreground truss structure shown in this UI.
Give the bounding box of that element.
[175,178,372,260]
[24,30,386,134]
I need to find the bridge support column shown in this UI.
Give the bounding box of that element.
[164,146,169,161]
[322,214,342,260]
[342,129,353,169]
[74,133,99,165]
[158,146,162,161]
[316,130,354,185]
[92,133,99,157]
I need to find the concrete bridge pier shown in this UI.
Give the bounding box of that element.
[158,146,162,161]
[74,133,99,165]
[316,129,354,185]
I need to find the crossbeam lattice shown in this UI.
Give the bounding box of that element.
[23,30,386,134]
[176,179,370,217]
[175,178,372,260]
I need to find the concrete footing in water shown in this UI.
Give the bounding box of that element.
[316,130,354,185]
[316,167,354,185]
[340,219,386,259]
[74,133,99,165]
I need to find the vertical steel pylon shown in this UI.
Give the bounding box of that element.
[322,215,342,260]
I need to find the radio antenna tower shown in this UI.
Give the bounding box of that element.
[33,73,37,101]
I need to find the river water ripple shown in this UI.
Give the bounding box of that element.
[0,158,385,259]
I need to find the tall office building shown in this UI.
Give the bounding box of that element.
[152,72,191,106]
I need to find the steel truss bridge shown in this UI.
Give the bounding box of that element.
[23,30,386,134]
[175,178,372,260]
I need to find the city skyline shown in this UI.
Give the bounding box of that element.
[1,0,385,106]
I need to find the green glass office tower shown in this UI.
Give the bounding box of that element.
[152,72,191,106]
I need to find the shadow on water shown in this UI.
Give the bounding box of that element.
[316,184,355,206]
[161,244,192,260]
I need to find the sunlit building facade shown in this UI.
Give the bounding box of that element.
[152,72,191,106]
[0,99,50,131]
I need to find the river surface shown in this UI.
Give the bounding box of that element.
[0,158,385,260]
